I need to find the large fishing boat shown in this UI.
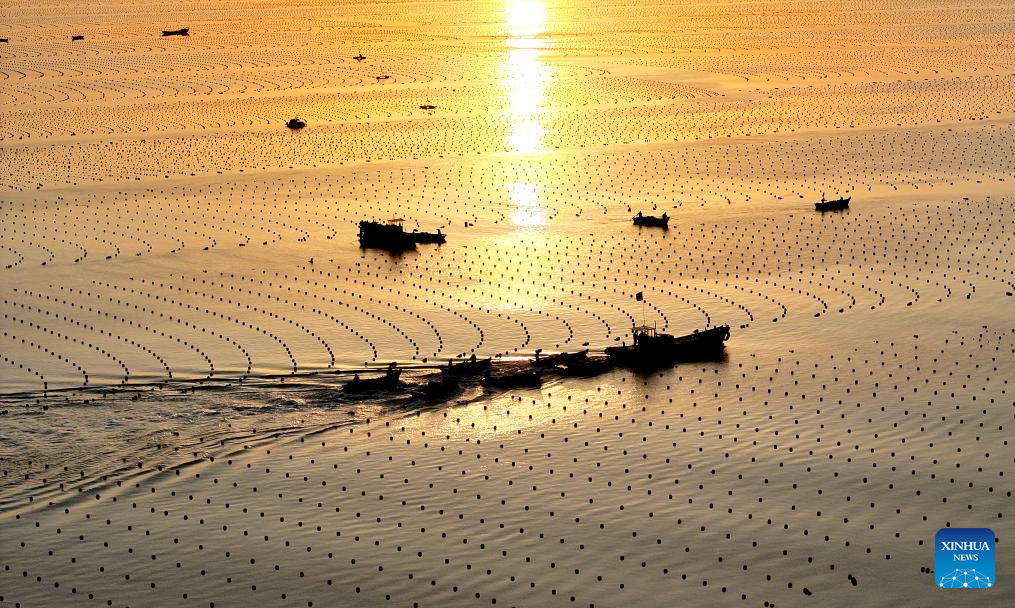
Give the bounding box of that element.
[606,324,730,368]
[358,219,446,251]
[358,219,416,251]
[162,28,189,36]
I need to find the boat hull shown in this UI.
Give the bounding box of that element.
[342,369,402,393]
[534,349,588,367]
[444,357,491,376]
[410,376,459,400]
[358,221,416,251]
[409,231,446,244]
[632,215,669,228]
[815,197,850,211]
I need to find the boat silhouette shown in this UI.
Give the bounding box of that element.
[162,28,189,37]
[71,35,85,41]
[409,374,459,400]
[342,363,401,393]
[606,324,730,368]
[633,211,669,228]
[358,219,416,251]
[444,355,491,376]
[409,228,445,244]
[815,195,850,211]
[359,219,446,251]
[533,349,588,367]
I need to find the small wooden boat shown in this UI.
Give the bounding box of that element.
[444,355,491,376]
[0,38,9,43]
[286,117,306,130]
[162,28,189,37]
[554,357,614,377]
[606,324,730,368]
[815,195,850,211]
[410,374,459,400]
[409,229,446,244]
[71,35,85,41]
[419,104,437,110]
[342,363,402,393]
[633,211,669,228]
[482,370,541,389]
[533,349,588,367]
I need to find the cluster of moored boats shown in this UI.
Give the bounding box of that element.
[338,323,731,402]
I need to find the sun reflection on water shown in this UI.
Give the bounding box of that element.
[508,182,546,226]
[506,0,546,38]
[503,1,548,227]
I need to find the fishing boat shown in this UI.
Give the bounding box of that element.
[533,349,588,367]
[71,35,85,41]
[482,369,541,389]
[409,228,446,244]
[342,363,402,393]
[409,374,459,400]
[632,211,669,228]
[358,219,416,251]
[553,357,614,377]
[444,355,491,376]
[419,103,437,110]
[815,195,850,211]
[286,117,306,130]
[606,324,730,368]
[162,28,189,36]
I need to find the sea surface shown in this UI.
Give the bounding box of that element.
[1,0,1013,606]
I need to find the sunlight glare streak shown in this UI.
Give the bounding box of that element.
[506,0,546,38]
[502,1,549,225]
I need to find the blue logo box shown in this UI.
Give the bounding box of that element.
[936,528,995,588]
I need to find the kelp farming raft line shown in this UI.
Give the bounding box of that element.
[358,219,446,252]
